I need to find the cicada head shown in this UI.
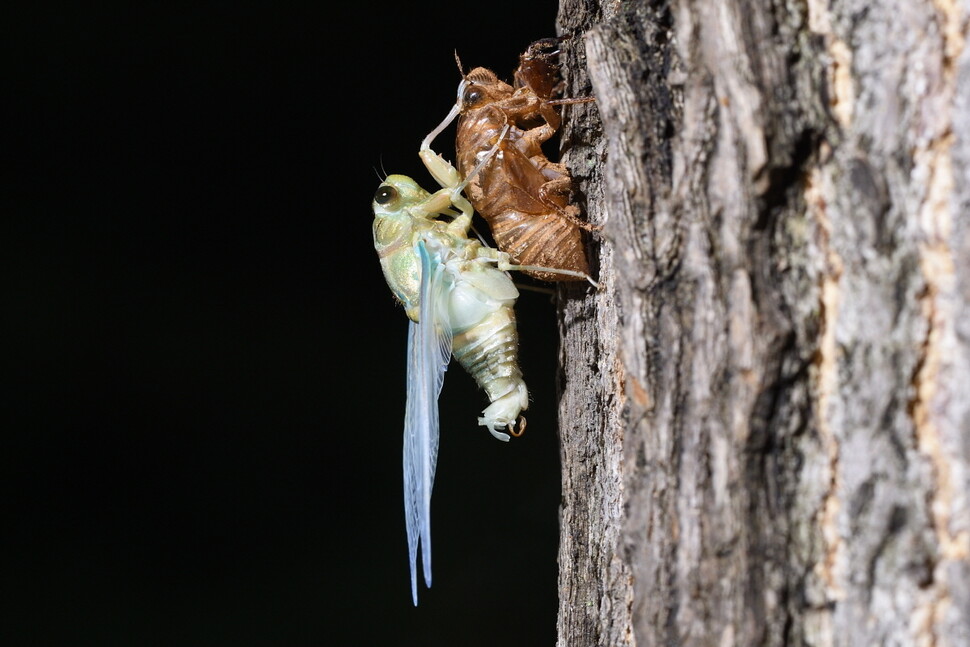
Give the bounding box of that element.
[458,67,514,113]
[373,175,461,228]
[372,175,430,219]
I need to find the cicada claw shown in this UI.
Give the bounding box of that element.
[509,416,527,438]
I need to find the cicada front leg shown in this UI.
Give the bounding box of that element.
[419,119,511,242]
[418,101,466,209]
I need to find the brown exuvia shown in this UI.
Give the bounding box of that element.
[424,38,597,284]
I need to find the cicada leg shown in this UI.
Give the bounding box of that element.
[404,187,464,224]
[502,262,599,288]
[418,99,462,196]
[546,96,598,107]
[470,242,599,288]
[418,122,511,241]
[420,99,461,156]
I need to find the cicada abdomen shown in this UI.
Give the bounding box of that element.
[450,298,527,432]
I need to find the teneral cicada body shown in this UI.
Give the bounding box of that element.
[421,38,596,284]
[372,173,529,605]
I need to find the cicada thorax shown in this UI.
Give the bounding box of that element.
[454,78,591,283]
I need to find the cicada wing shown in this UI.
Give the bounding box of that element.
[403,240,452,605]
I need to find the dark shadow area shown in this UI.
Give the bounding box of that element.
[3,4,566,645]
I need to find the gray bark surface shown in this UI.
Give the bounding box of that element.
[554,1,970,645]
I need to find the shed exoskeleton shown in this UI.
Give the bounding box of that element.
[419,38,598,284]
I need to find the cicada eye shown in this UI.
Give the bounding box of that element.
[374,185,398,205]
[462,86,484,107]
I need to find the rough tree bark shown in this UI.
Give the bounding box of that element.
[554,0,970,645]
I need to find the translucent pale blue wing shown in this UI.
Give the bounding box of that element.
[403,239,452,605]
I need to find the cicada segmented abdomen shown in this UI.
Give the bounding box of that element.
[451,305,528,433]
[485,210,589,284]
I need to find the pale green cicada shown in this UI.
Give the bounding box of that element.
[372,134,588,605]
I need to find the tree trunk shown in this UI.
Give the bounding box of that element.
[554,1,970,645]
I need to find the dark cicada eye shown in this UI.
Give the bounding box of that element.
[374,185,398,205]
[462,86,484,107]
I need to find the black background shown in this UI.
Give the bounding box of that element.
[4,3,568,645]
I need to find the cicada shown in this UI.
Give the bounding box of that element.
[372,158,528,604]
[420,37,597,284]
